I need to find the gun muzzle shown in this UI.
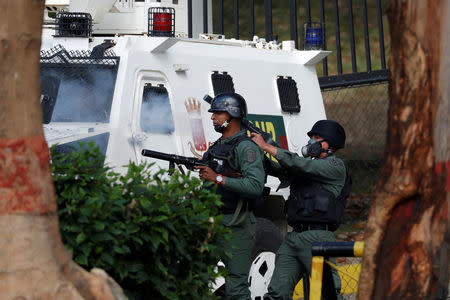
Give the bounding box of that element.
[141,149,174,161]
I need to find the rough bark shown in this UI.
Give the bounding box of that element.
[0,1,126,299]
[358,1,449,300]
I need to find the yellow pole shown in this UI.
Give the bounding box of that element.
[353,241,364,257]
[310,256,324,300]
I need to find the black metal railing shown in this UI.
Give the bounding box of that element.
[187,0,389,90]
[318,0,389,89]
[204,0,208,33]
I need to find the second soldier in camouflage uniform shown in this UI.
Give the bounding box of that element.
[251,120,349,300]
[196,93,265,300]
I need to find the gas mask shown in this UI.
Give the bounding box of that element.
[214,118,231,133]
[301,138,328,158]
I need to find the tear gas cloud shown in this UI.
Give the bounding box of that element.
[40,67,117,123]
[140,89,175,134]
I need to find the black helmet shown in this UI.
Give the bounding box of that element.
[208,93,247,118]
[307,120,346,149]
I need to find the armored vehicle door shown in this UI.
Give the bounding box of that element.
[132,74,179,168]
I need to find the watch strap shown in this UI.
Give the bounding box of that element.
[215,174,223,185]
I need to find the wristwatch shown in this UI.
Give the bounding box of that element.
[215,174,224,185]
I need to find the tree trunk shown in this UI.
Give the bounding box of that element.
[0,1,126,299]
[358,1,449,299]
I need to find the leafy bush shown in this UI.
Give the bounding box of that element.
[51,142,232,299]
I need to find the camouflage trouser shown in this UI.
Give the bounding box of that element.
[221,212,257,300]
[263,230,344,300]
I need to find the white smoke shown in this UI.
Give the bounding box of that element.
[140,88,175,134]
[41,67,116,123]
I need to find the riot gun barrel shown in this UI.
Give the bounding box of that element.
[141,149,208,170]
[142,149,184,163]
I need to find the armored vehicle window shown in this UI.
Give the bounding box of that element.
[53,133,110,159]
[276,76,301,113]
[40,45,119,123]
[211,71,235,95]
[140,84,175,134]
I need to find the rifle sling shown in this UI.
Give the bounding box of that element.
[226,199,248,226]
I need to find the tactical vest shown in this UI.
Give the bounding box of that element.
[203,134,262,213]
[286,167,351,231]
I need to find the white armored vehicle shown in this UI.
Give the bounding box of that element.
[40,0,330,297]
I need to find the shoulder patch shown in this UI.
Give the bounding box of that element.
[328,157,339,166]
[244,146,257,163]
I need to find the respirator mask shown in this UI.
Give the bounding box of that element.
[301,138,328,158]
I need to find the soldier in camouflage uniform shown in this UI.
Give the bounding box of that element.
[196,93,265,300]
[251,120,349,300]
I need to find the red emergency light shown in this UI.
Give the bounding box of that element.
[148,7,175,37]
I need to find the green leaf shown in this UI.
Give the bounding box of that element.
[122,245,131,254]
[110,228,123,235]
[152,215,169,222]
[113,246,124,254]
[100,252,114,265]
[91,232,114,242]
[131,236,143,245]
[75,254,88,266]
[79,243,92,256]
[127,263,144,273]
[93,221,105,231]
[75,232,86,244]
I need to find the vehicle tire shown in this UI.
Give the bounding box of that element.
[251,217,283,259]
[248,218,284,300]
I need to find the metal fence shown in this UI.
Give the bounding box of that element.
[322,83,388,161]
[292,258,362,300]
[291,242,364,300]
[321,82,388,215]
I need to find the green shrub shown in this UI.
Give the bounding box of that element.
[51,142,232,299]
